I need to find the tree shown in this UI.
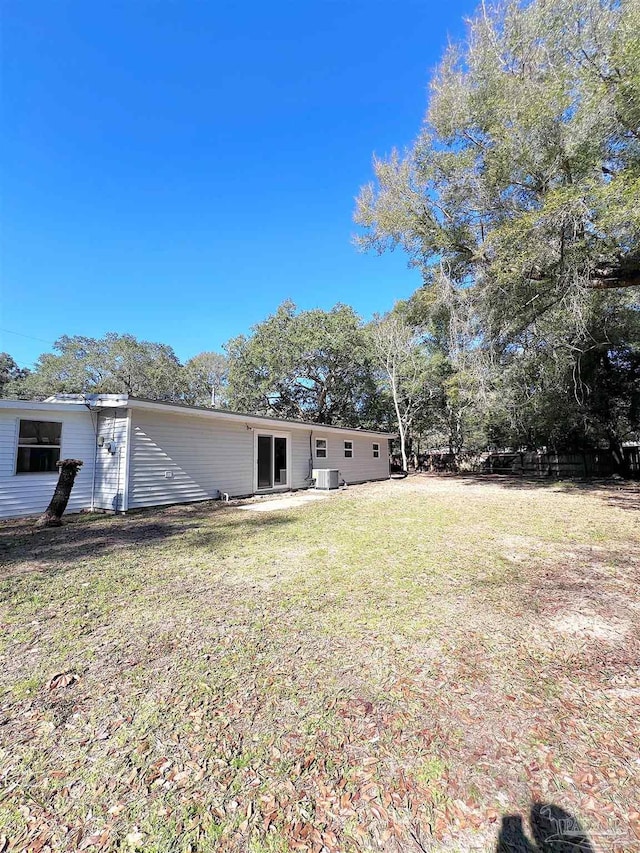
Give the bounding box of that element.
[356,0,640,461]
[225,301,382,427]
[11,333,183,401]
[105,334,182,398]
[0,353,30,397]
[35,459,84,528]
[182,352,229,407]
[370,313,429,471]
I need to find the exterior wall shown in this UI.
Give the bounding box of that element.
[0,401,391,519]
[93,409,129,511]
[127,410,389,509]
[0,407,95,520]
[128,409,256,508]
[291,430,314,489]
[310,431,390,484]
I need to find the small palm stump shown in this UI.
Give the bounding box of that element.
[35,459,84,528]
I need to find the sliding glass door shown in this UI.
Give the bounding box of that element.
[257,435,273,489]
[256,433,289,490]
[274,437,287,486]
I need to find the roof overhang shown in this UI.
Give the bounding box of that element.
[124,397,395,438]
[1,394,395,438]
[0,400,89,413]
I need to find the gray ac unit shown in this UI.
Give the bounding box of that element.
[312,468,339,490]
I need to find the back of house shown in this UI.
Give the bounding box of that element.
[0,395,392,520]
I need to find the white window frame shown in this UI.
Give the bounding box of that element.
[344,440,353,458]
[315,438,327,459]
[15,418,63,475]
[372,442,380,458]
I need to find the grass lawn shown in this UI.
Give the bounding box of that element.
[1,476,639,852]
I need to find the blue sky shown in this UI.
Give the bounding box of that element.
[2,0,474,369]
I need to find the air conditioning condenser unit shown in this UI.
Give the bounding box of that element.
[312,468,339,490]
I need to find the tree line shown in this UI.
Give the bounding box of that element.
[0,305,393,427]
[0,337,229,409]
[357,0,640,473]
[2,0,639,474]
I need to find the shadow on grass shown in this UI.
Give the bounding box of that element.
[421,473,640,512]
[497,803,596,852]
[0,501,294,586]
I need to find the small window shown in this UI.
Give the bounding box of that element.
[315,438,327,458]
[16,419,62,474]
[373,442,380,458]
[344,440,353,458]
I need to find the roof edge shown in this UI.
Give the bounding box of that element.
[2,394,396,437]
[126,397,395,437]
[0,399,89,412]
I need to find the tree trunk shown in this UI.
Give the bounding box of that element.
[35,459,84,528]
[390,374,408,472]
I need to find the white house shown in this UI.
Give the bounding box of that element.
[0,395,392,520]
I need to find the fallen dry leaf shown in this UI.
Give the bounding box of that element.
[47,672,78,690]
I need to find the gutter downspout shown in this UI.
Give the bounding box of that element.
[307,430,314,483]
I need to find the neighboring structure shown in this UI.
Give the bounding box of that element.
[0,395,392,520]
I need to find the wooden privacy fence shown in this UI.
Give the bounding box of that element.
[624,445,640,476]
[416,446,640,478]
[482,451,615,478]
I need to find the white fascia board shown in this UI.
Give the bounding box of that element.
[0,397,396,437]
[124,398,394,438]
[0,400,89,413]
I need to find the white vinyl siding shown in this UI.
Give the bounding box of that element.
[0,407,95,519]
[260,429,388,491]
[290,430,314,489]
[93,409,129,512]
[312,433,389,485]
[128,410,255,508]
[0,399,391,519]
[127,414,388,508]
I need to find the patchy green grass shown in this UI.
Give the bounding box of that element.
[1,476,639,852]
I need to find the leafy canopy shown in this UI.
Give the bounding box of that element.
[9,333,183,400]
[0,353,30,397]
[182,352,229,408]
[225,301,381,426]
[356,0,640,452]
[356,0,639,328]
